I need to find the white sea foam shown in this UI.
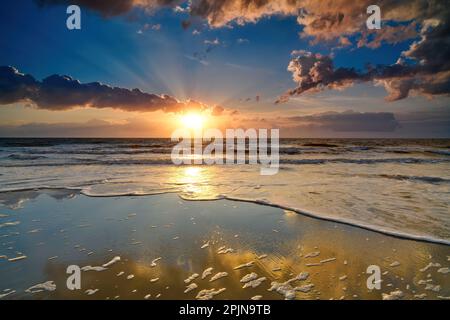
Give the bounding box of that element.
[201,267,214,279]
[196,288,226,300]
[420,262,441,272]
[85,289,99,295]
[0,290,15,299]
[102,256,121,267]
[438,267,450,274]
[26,281,56,293]
[150,257,162,267]
[240,272,258,283]
[184,273,199,283]
[81,266,107,272]
[234,261,254,270]
[305,251,320,258]
[243,277,266,288]
[184,283,198,294]
[382,290,404,300]
[210,272,228,282]
[425,284,441,292]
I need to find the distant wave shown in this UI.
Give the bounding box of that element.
[6,154,47,160]
[334,173,450,184]
[2,145,448,157]
[1,157,450,168]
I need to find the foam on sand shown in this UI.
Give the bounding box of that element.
[8,255,27,262]
[425,284,441,292]
[201,267,214,279]
[304,251,320,258]
[420,262,441,272]
[217,247,234,254]
[0,221,20,228]
[382,290,404,300]
[184,273,199,283]
[81,256,121,272]
[243,277,266,289]
[0,290,15,299]
[240,272,258,283]
[268,272,311,300]
[150,257,162,267]
[81,265,107,272]
[437,267,450,274]
[102,256,121,267]
[234,261,255,270]
[295,284,314,293]
[26,281,56,293]
[85,289,99,295]
[210,272,228,282]
[320,257,336,264]
[201,241,210,249]
[184,283,198,294]
[196,288,226,300]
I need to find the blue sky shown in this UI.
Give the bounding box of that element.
[0,0,449,137]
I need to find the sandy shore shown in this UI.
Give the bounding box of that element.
[0,189,448,300]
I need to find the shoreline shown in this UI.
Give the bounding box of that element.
[1,186,449,247]
[0,189,449,300]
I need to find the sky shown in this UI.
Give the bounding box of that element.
[0,0,449,138]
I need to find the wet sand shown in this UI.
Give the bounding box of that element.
[0,189,449,300]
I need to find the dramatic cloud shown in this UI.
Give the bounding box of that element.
[0,66,208,113]
[35,1,445,41]
[2,109,448,138]
[0,118,168,137]
[279,16,450,102]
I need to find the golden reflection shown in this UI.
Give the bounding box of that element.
[168,166,220,200]
[37,219,450,300]
[184,166,202,178]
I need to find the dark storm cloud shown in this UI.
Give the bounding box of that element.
[0,66,206,113]
[287,111,400,132]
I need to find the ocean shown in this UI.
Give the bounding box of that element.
[0,138,449,244]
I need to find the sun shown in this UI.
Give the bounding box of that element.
[180,113,205,130]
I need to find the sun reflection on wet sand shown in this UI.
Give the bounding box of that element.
[169,166,221,200]
[0,190,449,300]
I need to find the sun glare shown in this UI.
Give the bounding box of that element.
[180,113,205,130]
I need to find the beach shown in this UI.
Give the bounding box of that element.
[0,189,449,300]
[0,138,449,300]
